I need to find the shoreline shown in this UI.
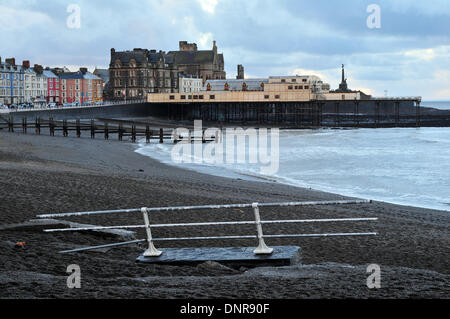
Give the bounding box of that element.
[0,131,449,298]
[133,128,450,214]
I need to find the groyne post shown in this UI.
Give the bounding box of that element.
[8,116,13,133]
[131,125,136,143]
[145,125,151,144]
[90,120,95,139]
[22,117,27,134]
[35,118,41,135]
[49,118,54,136]
[118,124,123,141]
[76,119,81,138]
[63,120,68,137]
[159,128,164,143]
[104,122,109,140]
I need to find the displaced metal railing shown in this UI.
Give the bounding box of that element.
[37,199,377,256]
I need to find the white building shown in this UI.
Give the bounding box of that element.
[23,67,36,103]
[179,75,203,93]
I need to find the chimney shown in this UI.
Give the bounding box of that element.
[22,60,30,69]
[80,67,88,74]
[6,58,16,66]
[34,64,43,75]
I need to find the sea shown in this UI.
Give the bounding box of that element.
[136,126,450,213]
[421,101,450,110]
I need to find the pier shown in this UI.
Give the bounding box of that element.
[163,97,439,128]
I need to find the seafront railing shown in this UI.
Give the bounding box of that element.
[3,99,148,113]
[37,199,377,256]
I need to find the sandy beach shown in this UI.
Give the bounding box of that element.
[0,131,448,299]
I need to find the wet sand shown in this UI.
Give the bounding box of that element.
[0,131,448,299]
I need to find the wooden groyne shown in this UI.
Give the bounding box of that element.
[0,117,216,144]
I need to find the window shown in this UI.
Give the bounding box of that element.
[264,95,270,99]
[275,95,280,99]
[188,95,192,99]
[210,95,215,99]
[169,95,175,100]
[302,79,307,83]
[292,79,296,82]
[199,95,204,100]
[281,79,286,83]
[298,86,303,90]
[304,86,309,89]
[288,86,293,90]
[181,95,186,100]
[193,95,198,100]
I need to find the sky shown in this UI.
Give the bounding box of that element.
[1,0,449,100]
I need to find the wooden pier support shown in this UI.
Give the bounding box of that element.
[375,101,380,127]
[416,101,421,127]
[354,101,360,127]
[395,101,400,126]
[334,102,340,127]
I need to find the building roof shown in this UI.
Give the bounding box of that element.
[112,50,148,64]
[169,50,216,65]
[59,70,101,80]
[43,70,58,78]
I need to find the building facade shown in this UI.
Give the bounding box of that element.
[44,69,60,103]
[109,48,178,100]
[108,41,226,101]
[31,65,48,105]
[59,68,103,104]
[0,57,25,105]
[169,41,226,83]
[179,74,203,93]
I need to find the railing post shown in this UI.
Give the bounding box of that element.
[141,207,162,257]
[252,203,273,255]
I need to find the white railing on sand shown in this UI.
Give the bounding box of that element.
[37,199,377,256]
